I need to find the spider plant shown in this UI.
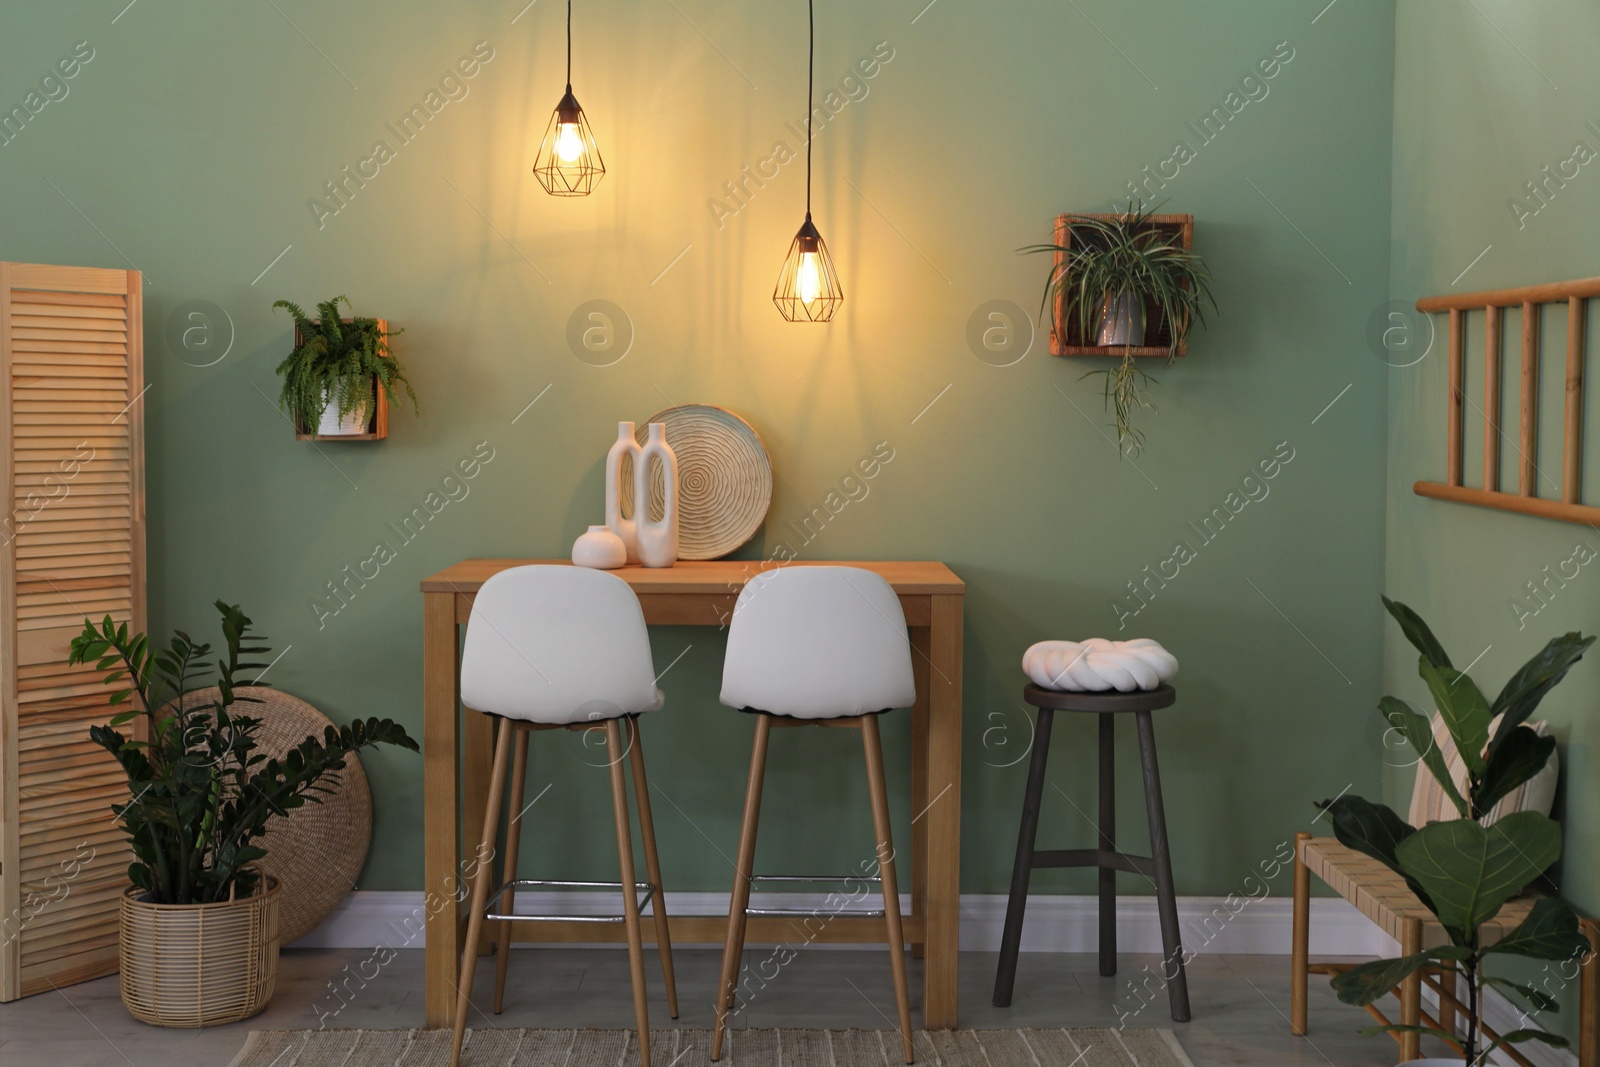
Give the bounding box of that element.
[1025,199,1215,455]
[273,295,416,432]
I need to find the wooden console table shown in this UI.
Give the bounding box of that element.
[418,559,966,1029]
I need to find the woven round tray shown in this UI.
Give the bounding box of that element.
[175,687,372,945]
[626,404,773,560]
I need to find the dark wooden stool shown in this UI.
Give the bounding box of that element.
[991,682,1190,1022]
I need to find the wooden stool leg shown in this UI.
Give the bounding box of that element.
[627,715,679,1019]
[1399,920,1422,1062]
[493,727,530,1014]
[1580,918,1598,1067]
[713,714,771,1062]
[1291,831,1310,1036]
[993,706,1054,1008]
[1135,710,1190,1023]
[1098,712,1117,978]
[451,717,514,1067]
[863,714,915,1064]
[606,720,651,1067]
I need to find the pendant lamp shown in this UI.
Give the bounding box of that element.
[533,0,605,196]
[773,0,843,322]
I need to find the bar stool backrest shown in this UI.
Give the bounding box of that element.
[720,565,916,719]
[461,564,661,724]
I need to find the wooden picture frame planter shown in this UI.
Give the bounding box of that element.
[0,262,147,1001]
[118,876,280,1028]
[1049,213,1196,357]
[291,318,390,442]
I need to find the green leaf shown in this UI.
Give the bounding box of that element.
[1487,1028,1569,1053]
[1489,632,1594,752]
[1484,897,1594,962]
[1382,596,1452,669]
[1380,696,1466,817]
[1396,812,1560,936]
[1480,976,1560,1013]
[1418,659,1491,778]
[1477,726,1557,817]
[1318,795,1412,871]
[1330,948,1469,1007]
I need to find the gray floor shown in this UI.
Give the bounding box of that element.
[0,947,1408,1066]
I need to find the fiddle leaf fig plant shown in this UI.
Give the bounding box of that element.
[273,295,416,432]
[1024,198,1215,456]
[70,602,419,905]
[1317,596,1594,1064]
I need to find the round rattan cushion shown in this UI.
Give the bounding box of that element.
[177,686,372,944]
[626,404,773,560]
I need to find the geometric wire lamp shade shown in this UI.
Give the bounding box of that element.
[773,214,843,322]
[533,89,605,196]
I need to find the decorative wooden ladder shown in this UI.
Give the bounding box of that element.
[1414,277,1600,525]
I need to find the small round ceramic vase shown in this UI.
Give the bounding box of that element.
[571,525,627,570]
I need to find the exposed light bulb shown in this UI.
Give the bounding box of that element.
[555,122,584,164]
[797,252,823,305]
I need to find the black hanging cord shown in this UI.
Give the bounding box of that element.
[805,0,814,217]
[566,0,573,90]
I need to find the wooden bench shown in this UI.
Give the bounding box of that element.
[1291,833,1598,1066]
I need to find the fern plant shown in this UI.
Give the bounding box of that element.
[69,602,419,905]
[273,295,416,432]
[1025,199,1215,456]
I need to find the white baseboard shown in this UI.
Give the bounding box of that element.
[293,891,1577,1065]
[290,889,1393,956]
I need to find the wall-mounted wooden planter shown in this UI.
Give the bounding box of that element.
[291,318,390,442]
[1049,213,1195,357]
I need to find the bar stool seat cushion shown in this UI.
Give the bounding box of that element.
[720,566,915,720]
[1022,638,1178,693]
[461,565,664,724]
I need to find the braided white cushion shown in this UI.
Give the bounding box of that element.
[1023,638,1178,693]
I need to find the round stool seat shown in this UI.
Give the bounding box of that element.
[1023,682,1175,713]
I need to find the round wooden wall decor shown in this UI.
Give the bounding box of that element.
[177,686,372,945]
[629,404,773,560]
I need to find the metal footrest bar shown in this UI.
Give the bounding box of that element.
[484,878,656,924]
[743,873,887,919]
[1032,848,1156,877]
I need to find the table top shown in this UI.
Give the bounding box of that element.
[421,558,965,595]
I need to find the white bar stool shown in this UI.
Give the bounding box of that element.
[450,565,677,1067]
[711,565,917,1064]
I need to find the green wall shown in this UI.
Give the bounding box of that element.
[0,1,1396,899]
[1387,0,1600,1037]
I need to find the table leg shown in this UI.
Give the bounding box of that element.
[423,591,462,1029]
[1291,832,1310,1036]
[909,625,931,961]
[923,594,964,1029]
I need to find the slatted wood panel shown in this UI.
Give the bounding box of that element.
[1415,276,1600,524]
[0,263,145,1001]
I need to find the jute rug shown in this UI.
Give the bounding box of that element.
[226,1028,1195,1066]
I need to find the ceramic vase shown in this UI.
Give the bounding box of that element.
[571,525,627,569]
[1096,290,1146,347]
[604,421,641,564]
[635,423,678,568]
[315,385,371,436]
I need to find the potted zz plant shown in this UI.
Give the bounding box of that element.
[1320,597,1595,1066]
[70,602,418,1027]
[1025,199,1214,456]
[273,295,416,437]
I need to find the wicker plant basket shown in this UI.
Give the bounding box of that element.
[118,876,280,1028]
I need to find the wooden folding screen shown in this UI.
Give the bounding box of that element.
[0,263,146,1000]
[1414,276,1600,524]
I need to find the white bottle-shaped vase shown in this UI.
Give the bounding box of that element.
[604,421,641,564]
[635,423,678,569]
